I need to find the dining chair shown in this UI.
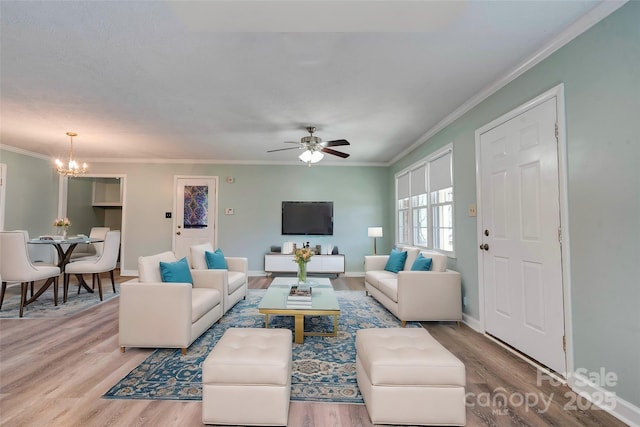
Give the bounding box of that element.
[64,230,120,302]
[69,226,110,261]
[0,231,61,317]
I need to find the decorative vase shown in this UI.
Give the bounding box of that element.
[297,262,307,284]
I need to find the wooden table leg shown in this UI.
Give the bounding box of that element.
[264,313,269,328]
[294,314,304,344]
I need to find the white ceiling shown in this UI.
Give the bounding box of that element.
[0,1,613,166]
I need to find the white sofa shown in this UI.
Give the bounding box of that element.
[119,251,223,354]
[189,243,248,314]
[364,247,462,325]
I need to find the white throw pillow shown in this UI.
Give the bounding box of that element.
[190,243,214,270]
[420,250,447,272]
[402,247,420,271]
[138,251,178,282]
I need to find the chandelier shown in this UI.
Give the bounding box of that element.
[55,132,88,177]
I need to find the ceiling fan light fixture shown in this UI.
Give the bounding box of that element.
[298,149,324,164]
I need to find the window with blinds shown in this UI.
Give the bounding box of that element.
[394,144,454,254]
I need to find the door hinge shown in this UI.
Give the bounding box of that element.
[558,227,562,243]
[555,123,559,139]
[563,335,566,352]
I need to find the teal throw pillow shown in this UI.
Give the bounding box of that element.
[159,257,193,284]
[411,253,433,271]
[384,249,407,273]
[205,248,228,269]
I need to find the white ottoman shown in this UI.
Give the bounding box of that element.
[356,328,466,426]
[202,328,292,426]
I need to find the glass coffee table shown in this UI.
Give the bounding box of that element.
[258,277,340,344]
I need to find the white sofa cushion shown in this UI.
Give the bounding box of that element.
[365,270,397,289]
[378,278,399,303]
[420,250,447,272]
[228,271,245,294]
[192,288,221,323]
[190,243,214,269]
[138,251,178,282]
[402,247,420,271]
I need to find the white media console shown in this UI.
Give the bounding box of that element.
[264,253,345,276]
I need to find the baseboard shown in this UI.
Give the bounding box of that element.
[120,269,137,277]
[461,313,482,332]
[570,371,640,427]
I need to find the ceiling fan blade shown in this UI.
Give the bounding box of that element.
[322,147,350,158]
[267,147,301,153]
[325,139,350,147]
[283,141,300,144]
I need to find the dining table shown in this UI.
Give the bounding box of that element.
[27,236,104,306]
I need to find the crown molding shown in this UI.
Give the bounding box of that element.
[390,0,628,166]
[0,144,51,161]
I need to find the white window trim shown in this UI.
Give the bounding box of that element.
[394,143,455,257]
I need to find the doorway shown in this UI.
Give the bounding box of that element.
[62,174,126,268]
[173,176,218,260]
[475,84,571,375]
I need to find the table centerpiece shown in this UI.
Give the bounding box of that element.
[293,247,313,284]
[53,217,71,239]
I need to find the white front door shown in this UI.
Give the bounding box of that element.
[173,176,218,260]
[479,96,566,373]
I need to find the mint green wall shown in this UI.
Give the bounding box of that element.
[391,2,640,408]
[0,149,59,235]
[85,162,389,275]
[2,2,637,411]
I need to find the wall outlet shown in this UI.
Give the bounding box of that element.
[165,212,172,218]
[225,208,234,215]
[468,204,477,217]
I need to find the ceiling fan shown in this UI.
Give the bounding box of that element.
[267,127,350,165]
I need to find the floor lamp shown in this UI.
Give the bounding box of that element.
[368,227,383,255]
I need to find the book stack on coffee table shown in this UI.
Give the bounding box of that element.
[287,285,312,308]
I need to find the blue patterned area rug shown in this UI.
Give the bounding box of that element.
[104,289,419,404]
[0,283,119,319]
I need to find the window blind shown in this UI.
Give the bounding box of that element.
[429,150,452,192]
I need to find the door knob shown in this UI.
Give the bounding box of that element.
[480,243,489,251]
[176,231,181,236]
[484,229,490,236]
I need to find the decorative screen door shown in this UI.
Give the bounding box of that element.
[173,176,218,260]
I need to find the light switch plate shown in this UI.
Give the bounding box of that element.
[225,208,234,215]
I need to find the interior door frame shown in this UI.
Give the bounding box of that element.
[474,83,574,380]
[58,173,127,272]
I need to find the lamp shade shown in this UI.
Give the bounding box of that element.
[368,227,383,238]
[299,150,324,164]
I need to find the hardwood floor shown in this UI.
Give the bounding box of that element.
[0,272,626,427]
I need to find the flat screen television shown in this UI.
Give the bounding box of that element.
[282,201,333,236]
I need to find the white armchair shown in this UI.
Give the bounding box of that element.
[189,243,248,314]
[119,251,223,354]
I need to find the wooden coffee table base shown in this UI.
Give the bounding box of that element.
[260,310,340,344]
